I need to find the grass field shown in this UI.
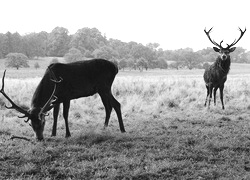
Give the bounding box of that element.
[1,59,250,179]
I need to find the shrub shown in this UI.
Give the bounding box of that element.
[34,62,40,69]
[50,58,59,64]
[203,62,210,69]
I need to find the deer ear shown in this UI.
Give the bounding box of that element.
[213,47,220,52]
[229,47,236,52]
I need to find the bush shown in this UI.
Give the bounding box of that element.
[34,62,40,69]
[157,57,168,69]
[203,62,210,69]
[119,58,127,70]
[50,58,59,64]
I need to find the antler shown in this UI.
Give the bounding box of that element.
[204,27,224,49]
[0,70,31,120]
[226,27,246,48]
[38,67,62,119]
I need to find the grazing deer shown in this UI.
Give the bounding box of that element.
[204,27,246,109]
[0,59,125,140]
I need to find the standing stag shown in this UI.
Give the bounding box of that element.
[0,59,125,140]
[204,27,246,109]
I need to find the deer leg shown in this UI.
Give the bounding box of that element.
[219,85,225,110]
[51,103,60,136]
[208,85,213,109]
[204,85,209,107]
[109,93,125,133]
[99,92,112,128]
[63,100,71,138]
[213,87,218,106]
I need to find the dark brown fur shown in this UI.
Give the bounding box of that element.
[203,27,246,109]
[204,56,231,109]
[37,59,126,138]
[0,59,125,140]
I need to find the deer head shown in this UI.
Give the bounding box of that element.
[204,27,246,61]
[0,68,62,140]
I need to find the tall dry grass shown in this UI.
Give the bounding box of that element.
[2,71,250,179]
[1,73,250,136]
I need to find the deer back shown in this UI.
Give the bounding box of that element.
[32,59,118,107]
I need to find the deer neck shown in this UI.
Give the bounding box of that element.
[216,56,231,74]
[30,73,53,111]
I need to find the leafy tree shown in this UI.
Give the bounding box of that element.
[130,43,146,59]
[64,48,83,63]
[111,58,119,67]
[127,57,136,70]
[23,32,47,58]
[128,42,154,68]
[119,58,127,70]
[0,32,22,56]
[37,31,49,56]
[11,32,23,53]
[47,27,70,56]
[171,48,201,70]
[182,50,202,70]
[157,57,168,69]
[163,50,175,61]
[92,46,118,60]
[5,32,15,54]
[244,52,250,63]
[203,62,210,69]
[238,51,248,63]
[156,48,164,59]
[3,25,250,67]
[137,57,148,72]
[84,50,93,58]
[197,47,217,62]
[0,33,8,58]
[109,38,130,59]
[70,27,107,54]
[5,53,29,69]
[146,42,160,51]
[169,61,183,70]
[230,47,247,63]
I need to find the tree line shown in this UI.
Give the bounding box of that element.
[1,26,250,70]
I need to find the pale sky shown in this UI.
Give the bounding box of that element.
[1,0,250,51]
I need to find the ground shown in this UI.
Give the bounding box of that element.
[1,60,250,179]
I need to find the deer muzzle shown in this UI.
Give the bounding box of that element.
[36,134,44,141]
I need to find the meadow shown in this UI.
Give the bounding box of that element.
[1,60,250,179]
